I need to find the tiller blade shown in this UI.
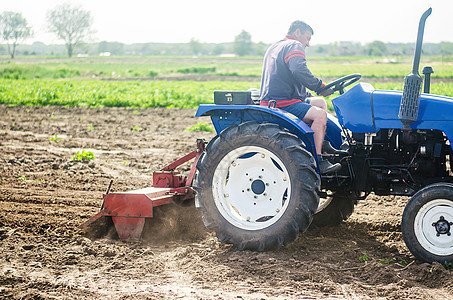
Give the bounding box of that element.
[80,139,205,239]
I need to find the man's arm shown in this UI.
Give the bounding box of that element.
[285,44,323,92]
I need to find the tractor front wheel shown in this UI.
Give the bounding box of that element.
[194,122,320,251]
[402,182,453,263]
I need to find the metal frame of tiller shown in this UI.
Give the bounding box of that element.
[80,139,205,239]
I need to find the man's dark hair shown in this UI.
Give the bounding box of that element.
[288,21,314,35]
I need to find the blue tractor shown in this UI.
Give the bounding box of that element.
[193,8,453,264]
[82,8,452,265]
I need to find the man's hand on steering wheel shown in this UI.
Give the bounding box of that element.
[317,73,362,96]
[318,83,334,97]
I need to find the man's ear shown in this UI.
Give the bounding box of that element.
[292,28,301,38]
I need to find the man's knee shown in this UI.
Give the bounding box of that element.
[310,97,327,111]
[303,106,327,124]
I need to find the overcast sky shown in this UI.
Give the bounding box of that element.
[2,0,452,45]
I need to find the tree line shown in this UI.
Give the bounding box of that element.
[2,39,452,59]
[1,4,453,59]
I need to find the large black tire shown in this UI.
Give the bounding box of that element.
[193,121,320,251]
[312,191,357,227]
[402,183,453,263]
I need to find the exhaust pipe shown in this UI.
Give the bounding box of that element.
[398,7,432,130]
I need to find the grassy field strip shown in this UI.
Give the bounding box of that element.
[2,56,453,79]
[1,79,453,109]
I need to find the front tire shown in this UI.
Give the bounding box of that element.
[402,183,453,263]
[194,122,320,251]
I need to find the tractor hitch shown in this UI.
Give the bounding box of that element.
[80,139,205,239]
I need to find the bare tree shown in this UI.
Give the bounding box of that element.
[0,11,33,59]
[47,3,93,57]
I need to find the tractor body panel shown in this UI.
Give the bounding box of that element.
[333,83,453,147]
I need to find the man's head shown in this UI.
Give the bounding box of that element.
[288,21,313,48]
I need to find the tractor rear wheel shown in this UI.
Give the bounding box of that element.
[402,182,453,263]
[194,121,320,251]
[312,191,357,227]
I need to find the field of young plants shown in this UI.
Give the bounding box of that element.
[1,55,453,109]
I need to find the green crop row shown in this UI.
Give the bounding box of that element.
[0,79,259,108]
[2,78,453,109]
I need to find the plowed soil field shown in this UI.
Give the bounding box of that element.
[1,104,452,299]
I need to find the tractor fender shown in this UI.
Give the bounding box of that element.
[195,104,343,155]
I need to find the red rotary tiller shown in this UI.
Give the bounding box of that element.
[80,139,205,239]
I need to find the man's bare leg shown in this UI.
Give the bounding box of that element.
[302,106,327,156]
[303,106,341,174]
[309,97,327,111]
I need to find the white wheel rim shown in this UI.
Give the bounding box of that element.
[212,146,291,231]
[315,197,332,214]
[414,199,453,256]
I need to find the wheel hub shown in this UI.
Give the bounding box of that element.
[251,179,266,195]
[432,216,453,236]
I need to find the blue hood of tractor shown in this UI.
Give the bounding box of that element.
[333,83,453,141]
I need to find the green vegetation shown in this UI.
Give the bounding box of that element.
[359,252,370,262]
[0,57,263,79]
[0,78,259,108]
[177,66,216,74]
[1,56,452,80]
[0,56,452,110]
[379,257,408,266]
[72,150,95,161]
[0,64,81,80]
[17,175,27,181]
[131,125,143,131]
[17,175,46,184]
[2,78,453,110]
[310,62,453,79]
[379,258,394,264]
[186,122,215,132]
[49,134,62,142]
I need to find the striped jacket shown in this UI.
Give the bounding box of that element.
[259,35,323,108]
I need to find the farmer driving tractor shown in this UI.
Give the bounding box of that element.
[259,20,341,174]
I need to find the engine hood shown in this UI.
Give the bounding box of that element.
[332,83,453,140]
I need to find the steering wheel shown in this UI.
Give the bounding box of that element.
[317,73,361,95]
